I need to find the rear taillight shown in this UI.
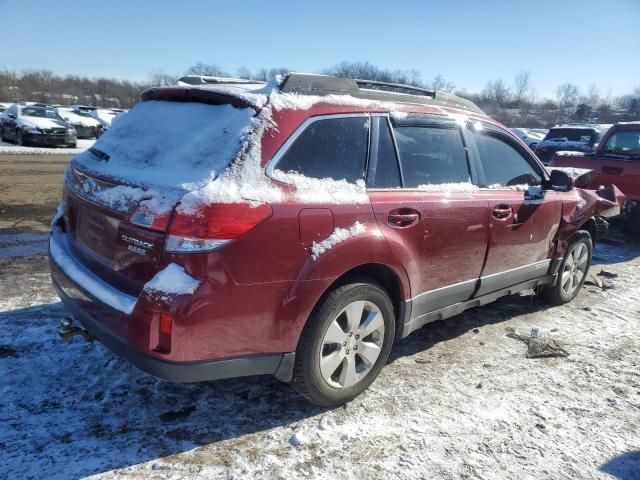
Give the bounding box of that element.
[165,202,272,253]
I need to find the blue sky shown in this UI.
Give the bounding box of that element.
[1,0,638,97]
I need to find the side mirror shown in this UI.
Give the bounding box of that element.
[549,169,574,192]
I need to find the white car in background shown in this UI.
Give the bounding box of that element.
[90,108,126,129]
[511,128,547,149]
[55,107,103,139]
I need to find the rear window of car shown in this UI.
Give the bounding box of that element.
[393,125,470,187]
[73,100,254,187]
[544,128,598,143]
[275,116,369,183]
[603,130,640,156]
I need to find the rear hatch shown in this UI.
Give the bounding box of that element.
[61,93,258,295]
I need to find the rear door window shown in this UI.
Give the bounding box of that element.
[471,128,542,187]
[393,125,471,187]
[275,116,369,183]
[603,130,640,157]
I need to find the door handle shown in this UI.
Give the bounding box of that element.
[602,166,623,175]
[492,204,513,219]
[388,209,420,228]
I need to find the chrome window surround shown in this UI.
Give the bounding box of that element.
[264,112,371,183]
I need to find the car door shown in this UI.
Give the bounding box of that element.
[367,114,490,320]
[466,121,562,296]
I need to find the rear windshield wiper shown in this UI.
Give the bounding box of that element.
[89,147,110,162]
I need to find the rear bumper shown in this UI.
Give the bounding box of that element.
[49,230,294,383]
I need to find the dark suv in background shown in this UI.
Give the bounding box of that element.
[50,74,624,406]
[534,124,605,164]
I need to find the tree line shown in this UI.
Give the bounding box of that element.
[1,62,639,126]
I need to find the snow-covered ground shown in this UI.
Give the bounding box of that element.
[0,138,94,154]
[1,235,639,479]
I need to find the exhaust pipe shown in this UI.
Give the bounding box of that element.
[59,317,94,344]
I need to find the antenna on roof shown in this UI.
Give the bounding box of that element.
[355,79,436,99]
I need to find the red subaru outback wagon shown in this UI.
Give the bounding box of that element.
[50,74,624,406]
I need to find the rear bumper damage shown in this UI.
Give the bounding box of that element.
[49,229,294,383]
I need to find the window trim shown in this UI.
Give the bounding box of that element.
[366,114,405,189]
[466,121,549,190]
[264,112,371,184]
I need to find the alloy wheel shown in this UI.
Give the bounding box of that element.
[561,241,589,295]
[319,300,385,389]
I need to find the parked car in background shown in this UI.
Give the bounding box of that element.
[534,124,605,164]
[512,128,547,148]
[55,106,103,138]
[0,104,77,147]
[550,122,640,203]
[50,74,624,406]
[90,108,125,130]
[0,102,13,115]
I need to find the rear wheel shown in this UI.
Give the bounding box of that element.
[291,280,395,407]
[540,231,592,305]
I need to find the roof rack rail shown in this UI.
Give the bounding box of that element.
[355,79,436,99]
[177,75,266,86]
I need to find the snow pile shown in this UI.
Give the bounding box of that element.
[272,170,369,204]
[75,101,254,188]
[487,183,531,191]
[414,181,478,196]
[143,263,201,295]
[0,138,94,154]
[311,222,367,260]
[555,150,586,157]
[550,166,593,178]
[49,234,136,314]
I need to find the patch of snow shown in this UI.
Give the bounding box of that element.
[55,107,102,128]
[0,138,94,154]
[487,183,531,191]
[413,181,478,196]
[525,185,544,200]
[143,263,201,295]
[555,150,586,157]
[550,166,593,178]
[50,202,64,228]
[311,222,367,260]
[272,170,369,204]
[390,111,409,120]
[0,233,49,260]
[48,233,136,314]
[74,101,254,188]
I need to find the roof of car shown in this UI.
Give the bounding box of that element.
[170,73,485,115]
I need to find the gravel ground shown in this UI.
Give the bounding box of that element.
[1,232,639,480]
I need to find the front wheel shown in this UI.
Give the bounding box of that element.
[15,129,25,146]
[540,231,593,305]
[291,280,396,407]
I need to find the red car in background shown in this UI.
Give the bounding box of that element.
[50,74,624,406]
[550,122,640,203]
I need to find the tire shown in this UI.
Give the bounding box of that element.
[540,230,593,305]
[291,279,396,407]
[15,129,24,146]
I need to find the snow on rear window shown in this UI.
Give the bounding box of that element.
[74,101,254,188]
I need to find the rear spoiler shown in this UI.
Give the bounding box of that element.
[141,86,263,112]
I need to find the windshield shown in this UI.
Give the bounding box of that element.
[73,100,255,187]
[544,128,598,143]
[22,107,62,120]
[603,131,640,156]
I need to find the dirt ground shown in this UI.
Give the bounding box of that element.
[0,154,71,233]
[1,153,639,480]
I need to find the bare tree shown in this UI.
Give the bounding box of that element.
[428,74,455,92]
[514,70,532,103]
[149,69,176,86]
[236,66,252,80]
[483,79,511,106]
[555,83,580,109]
[586,83,600,106]
[184,62,228,77]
